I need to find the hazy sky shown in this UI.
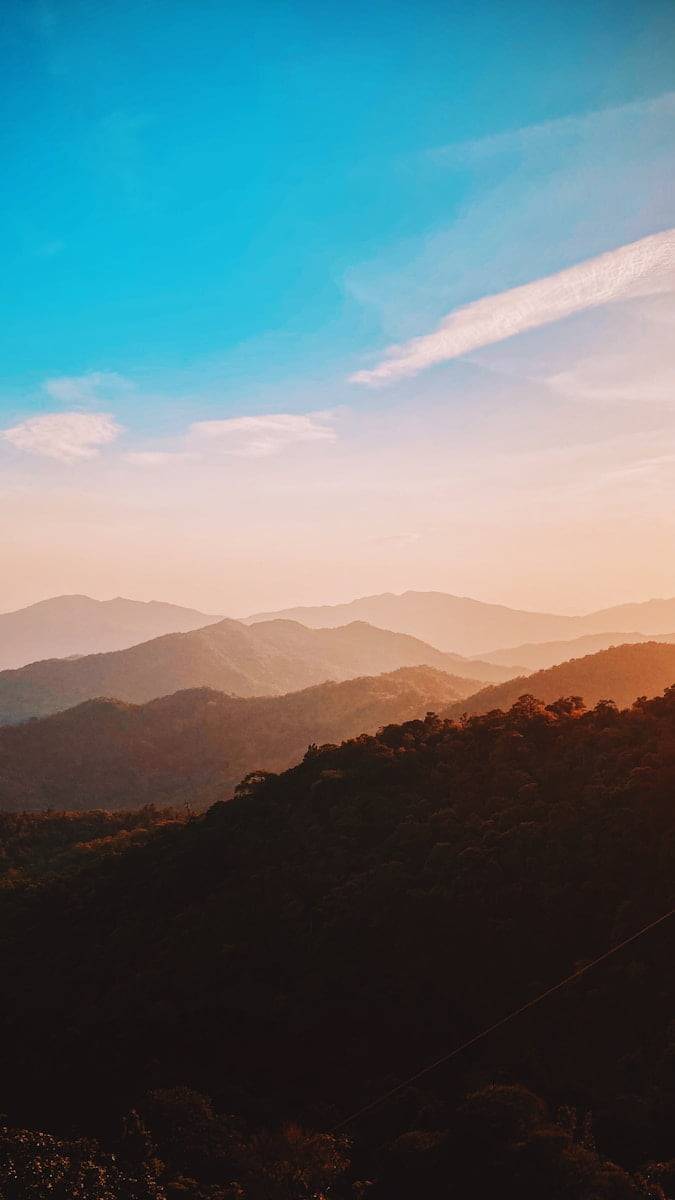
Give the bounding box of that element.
[1,0,675,616]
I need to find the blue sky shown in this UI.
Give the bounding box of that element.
[2,0,674,407]
[1,0,674,613]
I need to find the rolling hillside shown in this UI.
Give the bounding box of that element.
[0,618,500,725]
[0,666,467,811]
[448,640,675,716]
[0,594,222,670]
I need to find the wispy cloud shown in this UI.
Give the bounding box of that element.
[44,371,133,406]
[346,88,675,350]
[189,411,338,457]
[350,229,675,385]
[430,91,675,165]
[1,412,122,462]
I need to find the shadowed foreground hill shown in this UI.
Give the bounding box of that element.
[450,640,675,717]
[0,617,504,725]
[1,686,674,1195]
[0,594,222,670]
[0,666,468,811]
[0,807,184,883]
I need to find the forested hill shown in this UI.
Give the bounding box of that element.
[1,686,674,1196]
[450,640,675,716]
[0,808,184,884]
[0,666,467,811]
[0,617,506,725]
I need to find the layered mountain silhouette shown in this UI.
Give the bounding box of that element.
[0,617,506,724]
[0,665,467,811]
[477,629,675,671]
[0,594,222,670]
[8,590,675,669]
[447,640,675,717]
[246,589,675,656]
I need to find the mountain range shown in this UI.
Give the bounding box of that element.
[0,617,505,725]
[0,665,465,811]
[0,594,221,670]
[5,639,675,809]
[446,640,675,717]
[6,590,675,672]
[246,589,675,656]
[474,629,675,670]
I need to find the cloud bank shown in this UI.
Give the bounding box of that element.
[350,228,675,385]
[1,411,122,461]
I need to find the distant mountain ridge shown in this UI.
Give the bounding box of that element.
[0,594,222,670]
[477,629,675,671]
[245,589,675,656]
[447,641,675,717]
[0,617,504,725]
[0,666,466,811]
[7,590,675,671]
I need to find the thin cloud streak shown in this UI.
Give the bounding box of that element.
[430,91,675,165]
[350,229,675,385]
[189,411,338,458]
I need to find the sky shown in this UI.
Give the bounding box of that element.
[1,0,675,616]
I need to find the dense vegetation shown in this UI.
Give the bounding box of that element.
[0,807,185,884]
[449,639,675,715]
[0,667,467,811]
[0,687,674,1194]
[0,618,501,724]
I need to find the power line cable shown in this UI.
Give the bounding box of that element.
[332,905,674,1132]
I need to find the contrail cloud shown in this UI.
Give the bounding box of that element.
[350,228,675,385]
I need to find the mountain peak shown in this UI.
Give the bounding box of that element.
[0,595,223,671]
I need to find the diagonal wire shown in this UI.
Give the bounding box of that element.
[332,905,675,1132]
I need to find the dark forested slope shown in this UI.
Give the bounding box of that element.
[1,686,674,1186]
[0,807,184,883]
[0,666,467,811]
